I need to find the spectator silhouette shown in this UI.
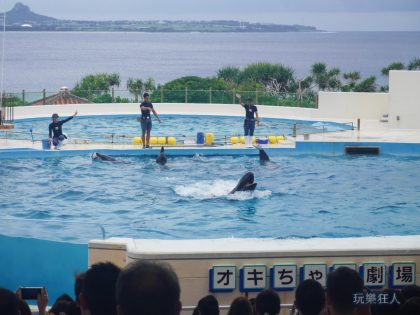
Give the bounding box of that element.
[326,267,364,315]
[116,260,182,315]
[0,288,19,315]
[256,290,281,315]
[195,295,219,315]
[399,297,420,315]
[228,297,254,315]
[80,262,121,315]
[294,279,325,315]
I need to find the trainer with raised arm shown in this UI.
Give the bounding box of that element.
[237,94,260,148]
[48,110,78,149]
[140,92,161,149]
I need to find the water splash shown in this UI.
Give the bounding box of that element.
[174,179,271,200]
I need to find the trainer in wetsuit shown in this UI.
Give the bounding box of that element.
[48,110,78,149]
[237,95,260,147]
[140,93,161,149]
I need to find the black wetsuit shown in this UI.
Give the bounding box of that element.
[140,102,153,131]
[243,104,258,136]
[49,116,73,145]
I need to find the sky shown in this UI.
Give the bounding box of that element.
[2,0,420,31]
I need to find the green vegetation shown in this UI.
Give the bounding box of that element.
[67,58,419,107]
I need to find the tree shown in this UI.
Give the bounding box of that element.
[354,76,377,92]
[407,58,420,70]
[381,62,405,76]
[310,63,341,91]
[155,76,231,103]
[217,66,241,85]
[143,77,156,94]
[108,73,121,87]
[126,78,143,102]
[342,71,361,91]
[310,62,328,91]
[327,67,341,91]
[343,72,361,85]
[72,73,121,99]
[238,62,295,93]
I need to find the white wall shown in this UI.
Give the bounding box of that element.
[13,98,385,124]
[389,70,420,129]
[317,91,389,120]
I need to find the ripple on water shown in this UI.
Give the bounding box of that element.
[1,153,420,242]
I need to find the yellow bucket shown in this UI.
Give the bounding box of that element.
[205,133,214,145]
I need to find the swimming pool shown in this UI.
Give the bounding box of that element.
[1,153,419,243]
[8,115,352,143]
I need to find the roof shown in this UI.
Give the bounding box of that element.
[29,89,92,105]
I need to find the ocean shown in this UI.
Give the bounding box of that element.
[2,31,420,92]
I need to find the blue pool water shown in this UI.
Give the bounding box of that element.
[1,154,419,243]
[9,115,351,143]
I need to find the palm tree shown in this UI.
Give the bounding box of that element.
[381,62,405,76]
[342,71,361,91]
[107,73,121,88]
[407,58,420,70]
[310,62,328,91]
[343,72,361,84]
[126,78,143,102]
[354,76,377,92]
[143,77,156,94]
[327,67,341,91]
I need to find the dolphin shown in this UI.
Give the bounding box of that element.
[229,172,257,194]
[255,145,279,169]
[256,145,270,162]
[91,152,119,162]
[156,146,167,165]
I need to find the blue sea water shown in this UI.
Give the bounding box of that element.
[2,31,420,91]
[10,115,351,142]
[0,153,419,243]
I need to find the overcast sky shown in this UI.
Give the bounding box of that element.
[2,0,420,31]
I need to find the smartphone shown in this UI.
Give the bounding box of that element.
[20,287,43,300]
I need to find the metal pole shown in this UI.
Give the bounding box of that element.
[233,89,235,104]
[22,89,25,104]
[0,10,6,109]
[292,123,297,137]
[112,87,115,103]
[357,118,361,131]
[160,87,163,103]
[42,89,46,105]
[209,87,212,104]
[255,90,258,104]
[185,87,188,103]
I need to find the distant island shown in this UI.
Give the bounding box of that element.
[3,3,318,33]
